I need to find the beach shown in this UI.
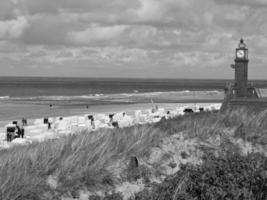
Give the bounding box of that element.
[1,77,267,148]
[0,77,227,126]
[0,98,223,135]
[0,103,221,150]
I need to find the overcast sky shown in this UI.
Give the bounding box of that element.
[0,0,267,79]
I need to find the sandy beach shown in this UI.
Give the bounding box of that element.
[0,101,221,127]
[0,101,221,149]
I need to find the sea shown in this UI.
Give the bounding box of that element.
[0,76,267,126]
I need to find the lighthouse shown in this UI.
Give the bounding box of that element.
[220,38,267,111]
[232,38,249,97]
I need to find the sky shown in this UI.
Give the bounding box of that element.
[0,0,267,79]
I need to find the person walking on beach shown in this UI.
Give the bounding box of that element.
[21,127,25,138]
[22,118,27,126]
[91,117,95,129]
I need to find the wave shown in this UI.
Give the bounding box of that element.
[0,90,223,102]
[119,90,222,97]
[0,96,10,100]
[9,94,106,101]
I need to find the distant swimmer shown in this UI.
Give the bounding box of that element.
[49,104,53,108]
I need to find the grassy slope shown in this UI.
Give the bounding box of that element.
[0,109,266,200]
[0,124,164,200]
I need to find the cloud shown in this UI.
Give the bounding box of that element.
[0,1,17,20]
[13,0,139,15]
[0,16,28,39]
[0,0,266,78]
[67,25,128,45]
[20,14,71,45]
[56,50,73,58]
[135,0,163,21]
[214,0,267,7]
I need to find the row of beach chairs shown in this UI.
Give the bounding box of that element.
[2,104,221,146]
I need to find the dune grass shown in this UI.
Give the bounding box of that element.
[0,109,266,199]
[0,124,164,200]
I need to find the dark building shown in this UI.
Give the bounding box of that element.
[221,39,267,111]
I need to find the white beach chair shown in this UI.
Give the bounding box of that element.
[56,121,68,133]
[176,107,186,115]
[91,120,99,130]
[77,117,86,128]
[95,114,109,124]
[11,138,31,146]
[214,104,222,110]
[158,108,165,115]
[118,116,134,128]
[95,113,106,121]
[113,112,124,122]
[0,132,5,141]
[135,110,142,117]
[68,117,78,133]
[34,118,43,125]
[48,117,53,123]
[136,113,149,124]
[151,116,162,123]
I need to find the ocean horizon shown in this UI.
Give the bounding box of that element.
[1,76,267,97]
[0,76,266,125]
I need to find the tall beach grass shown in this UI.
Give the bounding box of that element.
[0,108,266,199]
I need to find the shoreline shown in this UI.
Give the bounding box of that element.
[0,102,222,147]
[0,101,222,127]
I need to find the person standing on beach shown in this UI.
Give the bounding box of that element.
[91,117,95,129]
[109,114,114,126]
[48,122,51,129]
[16,125,21,138]
[21,127,24,138]
[7,131,11,142]
[22,118,27,126]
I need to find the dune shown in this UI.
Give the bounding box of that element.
[0,108,266,200]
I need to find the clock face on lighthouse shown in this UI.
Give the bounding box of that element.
[236,49,245,58]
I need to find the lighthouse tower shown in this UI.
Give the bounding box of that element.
[220,38,267,111]
[232,38,249,97]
